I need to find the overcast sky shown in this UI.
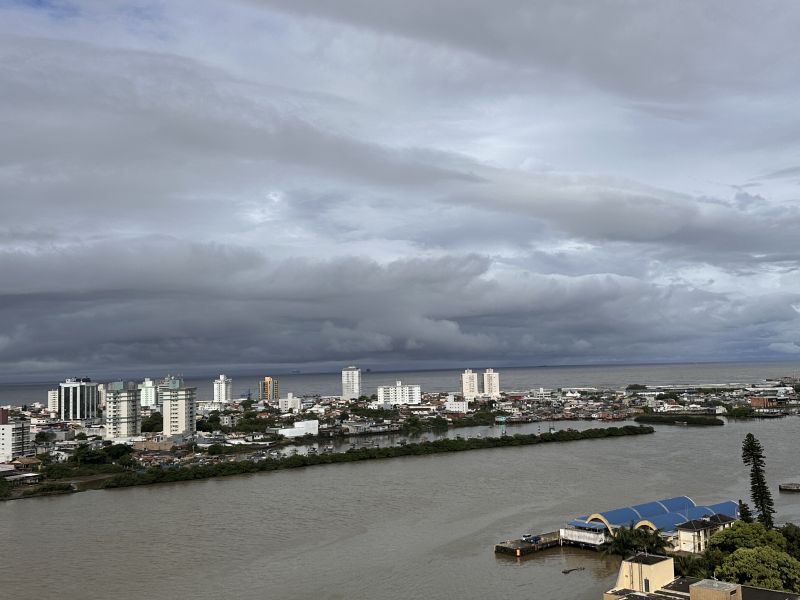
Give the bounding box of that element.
[2,0,800,381]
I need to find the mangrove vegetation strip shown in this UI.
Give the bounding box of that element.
[634,414,724,426]
[102,425,654,489]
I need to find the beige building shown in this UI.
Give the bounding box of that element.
[676,514,736,554]
[105,381,141,440]
[260,376,279,402]
[161,387,197,437]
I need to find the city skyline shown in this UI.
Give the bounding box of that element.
[2,2,800,379]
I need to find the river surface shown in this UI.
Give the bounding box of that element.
[2,417,800,600]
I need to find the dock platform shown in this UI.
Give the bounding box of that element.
[494,531,560,557]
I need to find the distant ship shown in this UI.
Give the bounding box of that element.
[291,369,301,374]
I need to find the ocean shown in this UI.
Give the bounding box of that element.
[1,360,798,406]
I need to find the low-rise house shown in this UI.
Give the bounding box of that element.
[675,514,737,554]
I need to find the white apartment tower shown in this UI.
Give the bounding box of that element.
[461,369,479,401]
[161,386,197,437]
[376,381,421,406]
[213,374,233,404]
[47,389,59,415]
[483,368,500,399]
[0,409,32,463]
[58,378,99,422]
[105,381,141,439]
[341,366,361,400]
[138,378,158,408]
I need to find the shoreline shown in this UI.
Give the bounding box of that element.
[2,425,654,501]
[101,425,654,492]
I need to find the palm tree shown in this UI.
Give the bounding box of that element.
[674,554,707,578]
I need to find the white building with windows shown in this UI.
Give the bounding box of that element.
[461,369,479,400]
[161,387,197,437]
[105,381,142,440]
[278,393,302,413]
[377,381,421,406]
[47,389,59,415]
[341,366,361,400]
[58,378,99,422]
[138,378,158,408]
[278,419,319,439]
[483,369,501,399]
[0,409,32,463]
[445,395,469,413]
[213,374,232,404]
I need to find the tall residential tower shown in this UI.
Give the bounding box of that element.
[341,366,361,400]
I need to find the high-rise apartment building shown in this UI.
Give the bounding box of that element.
[461,369,479,401]
[259,376,279,402]
[161,386,197,437]
[138,378,158,408]
[341,366,361,400]
[213,374,232,404]
[376,381,421,406]
[105,381,142,439]
[47,389,59,414]
[0,408,32,463]
[58,378,99,422]
[483,368,500,399]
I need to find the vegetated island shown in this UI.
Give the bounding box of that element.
[634,414,724,426]
[100,425,654,491]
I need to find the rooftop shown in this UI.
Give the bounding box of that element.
[627,554,671,566]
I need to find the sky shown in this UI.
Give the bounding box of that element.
[2,0,800,381]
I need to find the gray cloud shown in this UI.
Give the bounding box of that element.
[1,1,800,380]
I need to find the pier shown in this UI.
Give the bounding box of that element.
[494,531,560,557]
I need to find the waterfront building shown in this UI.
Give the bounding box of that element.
[564,496,738,550]
[604,553,799,599]
[445,395,469,413]
[161,386,197,437]
[105,381,141,440]
[377,381,421,406]
[47,389,59,414]
[277,420,318,438]
[58,378,99,422]
[138,378,158,408]
[341,366,361,400]
[461,369,479,400]
[0,408,32,463]
[259,376,279,402]
[213,374,232,404]
[278,392,302,413]
[483,368,500,399]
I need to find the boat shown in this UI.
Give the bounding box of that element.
[779,483,800,492]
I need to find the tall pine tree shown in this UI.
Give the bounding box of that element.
[742,433,775,529]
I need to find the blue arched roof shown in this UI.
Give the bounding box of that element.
[579,496,736,533]
[640,512,689,533]
[707,501,738,518]
[685,505,715,520]
[595,507,641,526]
[658,496,695,513]
[631,501,669,519]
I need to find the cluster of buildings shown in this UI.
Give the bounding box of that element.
[605,553,798,600]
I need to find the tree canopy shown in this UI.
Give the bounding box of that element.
[716,546,800,593]
[708,521,787,555]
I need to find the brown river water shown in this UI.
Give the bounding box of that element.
[2,417,799,600]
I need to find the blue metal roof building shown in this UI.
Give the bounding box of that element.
[568,496,739,535]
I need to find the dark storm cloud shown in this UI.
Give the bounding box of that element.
[1,0,800,380]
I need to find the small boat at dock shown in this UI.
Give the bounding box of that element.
[779,483,800,492]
